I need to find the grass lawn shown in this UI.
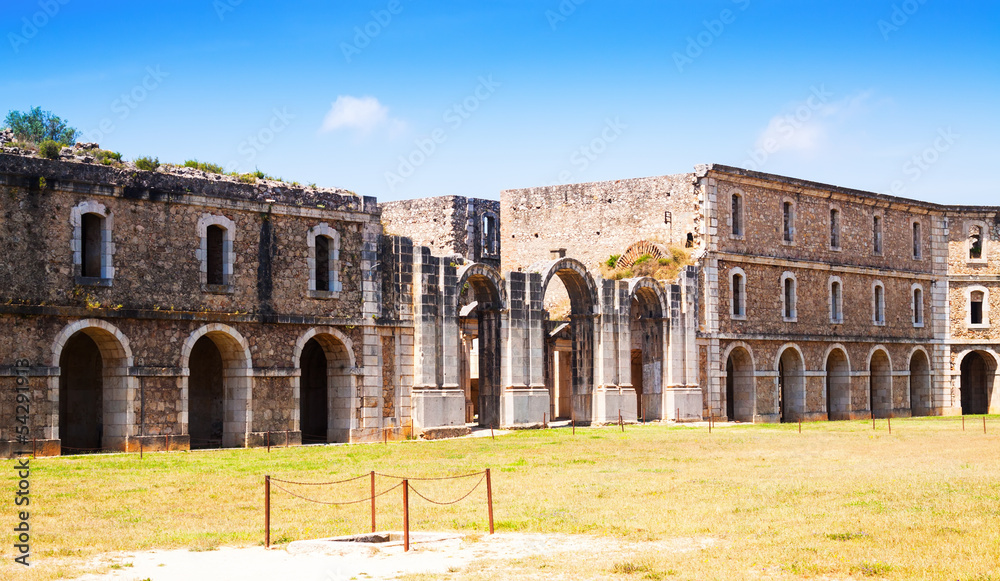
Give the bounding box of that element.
[2,416,1000,580]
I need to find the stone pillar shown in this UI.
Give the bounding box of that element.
[499,272,548,426]
[593,278,636,423]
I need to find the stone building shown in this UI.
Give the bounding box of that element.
[1,149,997,458]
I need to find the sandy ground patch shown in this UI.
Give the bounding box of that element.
[71,533,715,580]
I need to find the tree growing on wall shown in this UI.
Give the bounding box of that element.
[3,107,79,145]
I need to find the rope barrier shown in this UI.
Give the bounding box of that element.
[270,481,403,506]
[407,473,486,506]
[270,473,370,486]
[374,470,486,482]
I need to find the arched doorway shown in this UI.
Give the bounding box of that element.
[295,330,356,443]
[825,349,851,421]
[540,259,597,423]
[869,350,892,418]
[456,264,505,429]
[909,350,932,416]
[300,338,328,443]
[188,336,225,449]
[778,347,804,423]
[630,279,666,420]
[960,351,994,415]
[725,347,754,422]
[183,325,252,449]
[59,333,103,452]
[55,321,134,454]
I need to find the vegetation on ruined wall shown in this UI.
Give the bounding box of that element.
[4,106,79,145]
[600,246,692,282]
[134,156,160,171]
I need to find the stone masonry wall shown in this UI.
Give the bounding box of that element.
[380,196,500,268]
[501,173,701,273]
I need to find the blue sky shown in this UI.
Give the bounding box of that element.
[2,0,997,203]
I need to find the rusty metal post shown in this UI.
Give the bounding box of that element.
[370,471,376,532]
[32,438,36,459]
[872,412,875,430]
[888,416,891,435]
[984,416,987,434]
[798,419,802,434]
[676,407,680,423]
[402,479,410,552]
[264,475,271,548]
[486,468,494,534]
[491,424,495,441]
[140,440,143,459]
[572,418,575,435]
[708,413,712,434]
[267,430,271,453]
[384,427,388,445]
[619,410,624,432]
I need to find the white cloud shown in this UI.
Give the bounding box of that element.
[754,90,874,156]
[320,95,405,137]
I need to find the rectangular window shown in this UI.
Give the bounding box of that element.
[873,216,883,255]
[830,209,840,249]
[971,292,984,325]
[912,222,922,259]
[732,195,743,237]
[913,288,923,325]
[784,277,795,319]
[732,274,744,317]
[783,202,794,243]
[874,285,885,324]
[831,282,842,322]
[81,213,103,278]
[207,225,225,286]
[315,235,330,291]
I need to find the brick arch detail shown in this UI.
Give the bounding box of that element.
[617,240,668,269]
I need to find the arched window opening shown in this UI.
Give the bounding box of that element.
[731,272,745,317]
[783,276,797,320]
[970,225,983,260]
[913,287,924,326]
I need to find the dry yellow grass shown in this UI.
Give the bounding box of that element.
[2,417,1000,580]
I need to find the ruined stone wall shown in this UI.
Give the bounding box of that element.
[0,154,376,318]
[501,173,701,273]
[379,196,500,268]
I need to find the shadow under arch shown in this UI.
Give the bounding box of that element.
[180,324,253,448]
[532,257,598,423]
[627,277,668,420]
[51,319,136,453]
[293,327,358,443]
[455,263,506,428]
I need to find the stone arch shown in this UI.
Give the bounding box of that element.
[534,257,599,421]
[535,257,598,315]
[868,346,893,418]
[956,349,997,415]
[775,343,805,423]
[51,319,136,453]
[628,277,667,419]
[180,324,253,448]
[293,327,358,444]
[908,347,932,416]
[722,342,755,422]
[456,263,506,427]
[617,240,668,269]
[823,344,851,421]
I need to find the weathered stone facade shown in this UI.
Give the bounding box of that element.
[3,149,998,458]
